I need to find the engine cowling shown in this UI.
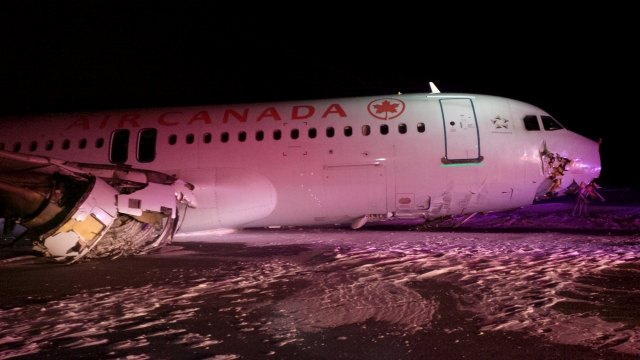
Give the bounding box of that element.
[176,168,277,231]
[0,151,196,262]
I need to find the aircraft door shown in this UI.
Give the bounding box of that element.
[439,98,483,164]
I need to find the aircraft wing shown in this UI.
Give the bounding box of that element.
[0,150,196,262]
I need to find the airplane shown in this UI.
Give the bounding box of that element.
[0,84,601,262]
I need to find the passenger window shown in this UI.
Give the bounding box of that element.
[541,115,563,131]
[326,127,335,138]
[256,130,264,141]
[291,129,299,140]
[273,129,282,140]
[362,125,371,136]
[344,126,352,137]
[62,139,70,150]
[380,124,389,135]
[417,123,426,133]
[523,115,540,131]
[221,132,230,143]
[110,129,130,164]
[239,131,247,142]
[46,140,54,151]
[203,133,212,144]
[13,142,21,152]
[137,128,157,163]
[29,141,38,152]
[398,123,407,134]
[168,134,177,145]
[79,139,87,149]
[95,138,104,148]
[186,133,195,144]
[308,128,317,139]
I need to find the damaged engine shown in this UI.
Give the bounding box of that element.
[0,151,195,262]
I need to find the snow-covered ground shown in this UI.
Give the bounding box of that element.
[1,191,639,358]
[174,227,640,355]
[421,189,640,232]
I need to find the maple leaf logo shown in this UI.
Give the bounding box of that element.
[367,98,405,120]
[374,100,399,115]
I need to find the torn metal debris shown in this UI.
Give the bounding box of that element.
[0,151,196,262]
[536,143,572,200]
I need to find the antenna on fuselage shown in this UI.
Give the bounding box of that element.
[429,82,441,94]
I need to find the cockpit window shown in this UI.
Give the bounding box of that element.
[541,115,563,131]
[523,115,540,131]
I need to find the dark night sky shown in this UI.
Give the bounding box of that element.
[0,3,637,186]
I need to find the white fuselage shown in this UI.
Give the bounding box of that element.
[0,93,601,232]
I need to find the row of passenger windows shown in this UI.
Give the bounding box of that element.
[0,137,106,153]
[120,124,426,163]
[168,123,426,146]
[0,123,427,154]
[0,123,427,164]
[0,116,563,157]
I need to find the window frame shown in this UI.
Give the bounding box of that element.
[523,115,541,131]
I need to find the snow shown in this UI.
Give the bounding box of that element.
[1,192,639,357]
[423,190,640,232]
[170,196,640,354]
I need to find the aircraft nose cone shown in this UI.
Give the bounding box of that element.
[565,137,601,184]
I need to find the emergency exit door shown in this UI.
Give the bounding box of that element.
[440,98,483,164]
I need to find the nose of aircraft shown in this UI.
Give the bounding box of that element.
[564,133,602,185]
